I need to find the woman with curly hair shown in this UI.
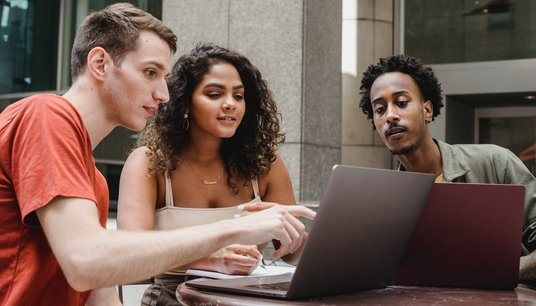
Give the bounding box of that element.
[117,43,301,305]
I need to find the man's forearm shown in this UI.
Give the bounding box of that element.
[39,198,314,291]
[38,197,244,291]
[67,220,240,291]
[520,252,536,281]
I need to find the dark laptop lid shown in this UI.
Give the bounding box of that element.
[395,182,525,289]
[186,165,435,299]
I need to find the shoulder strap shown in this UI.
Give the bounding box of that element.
[164,172,174,207]
[251,178,261,199]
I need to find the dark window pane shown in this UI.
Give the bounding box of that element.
[0,0,60,94]
[404,0,536,64]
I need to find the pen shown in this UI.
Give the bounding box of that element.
[245,253,266,269]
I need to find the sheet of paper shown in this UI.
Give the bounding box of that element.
[186,265,295,279]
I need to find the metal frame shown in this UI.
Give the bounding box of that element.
[474,106,536,143]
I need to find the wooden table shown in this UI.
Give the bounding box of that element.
[177,283,536,305]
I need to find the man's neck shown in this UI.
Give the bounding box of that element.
[182,125,225,163]
[62,79,115,150]
[397,138,442,177]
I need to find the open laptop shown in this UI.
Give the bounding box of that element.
[186,165,435,299]
[395,182,525,289]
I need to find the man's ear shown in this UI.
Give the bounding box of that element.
[86,47,109,81]
[423,100,433,123]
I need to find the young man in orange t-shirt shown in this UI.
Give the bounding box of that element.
[0,3,315,305]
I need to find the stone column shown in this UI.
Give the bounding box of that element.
[341,0,394,169]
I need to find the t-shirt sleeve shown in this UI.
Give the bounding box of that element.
[11,98,98,226]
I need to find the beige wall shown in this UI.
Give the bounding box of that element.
[341,0,395,169]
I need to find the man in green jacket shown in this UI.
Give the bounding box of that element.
[358,54,536,280]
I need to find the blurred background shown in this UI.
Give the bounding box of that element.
[0,0,534,214]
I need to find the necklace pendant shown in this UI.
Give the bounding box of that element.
[185,159,223,186]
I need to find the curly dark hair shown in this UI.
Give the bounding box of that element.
[359,55,443,126]
[137,43,285,192]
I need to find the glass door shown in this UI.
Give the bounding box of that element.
[475,107,536,176]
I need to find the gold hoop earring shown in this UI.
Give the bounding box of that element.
[183,113,190,131]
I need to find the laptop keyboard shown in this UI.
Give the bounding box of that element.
[246,282,291,291]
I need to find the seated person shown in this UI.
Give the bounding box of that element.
[0,4,314,305]
[357,54,536,280]
[117,43,304,304]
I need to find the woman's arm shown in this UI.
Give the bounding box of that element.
[117,147,158,230]
[86,287,122,306]
[259,152,306,264]
[260,152,296,205]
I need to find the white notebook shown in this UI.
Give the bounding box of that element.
[186,265,295,279]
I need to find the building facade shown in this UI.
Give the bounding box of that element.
[342,0,536,179]
[1,0,534,206]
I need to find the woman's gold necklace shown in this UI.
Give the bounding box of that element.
[186,160,224,185]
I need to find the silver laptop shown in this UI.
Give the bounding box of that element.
[185,165,435,299]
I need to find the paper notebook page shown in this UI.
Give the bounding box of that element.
[185,265,295,279]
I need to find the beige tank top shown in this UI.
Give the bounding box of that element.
[154,173,262,231]
[154,173,261,275]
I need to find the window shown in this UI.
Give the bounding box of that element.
[0,0,162,99]
[0,0,163,212]
[402,0,536,64]
[0,0,60,95]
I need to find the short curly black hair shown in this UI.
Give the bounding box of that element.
[359,55,443,124]
[137,43,284,193]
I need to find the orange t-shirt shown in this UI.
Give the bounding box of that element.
[0,94,109,306]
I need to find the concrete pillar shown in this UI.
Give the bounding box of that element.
[341,0,394,169]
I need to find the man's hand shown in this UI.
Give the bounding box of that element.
[520,253,536,281]
[231,203,316,259]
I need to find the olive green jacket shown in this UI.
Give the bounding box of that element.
[402,139,536,253]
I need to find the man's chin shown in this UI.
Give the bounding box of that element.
[122,122,147,133]
[389,145,414,155]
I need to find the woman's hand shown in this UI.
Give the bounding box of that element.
[192,244,262,275]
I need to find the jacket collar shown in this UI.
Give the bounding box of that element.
[397,139,470,182]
